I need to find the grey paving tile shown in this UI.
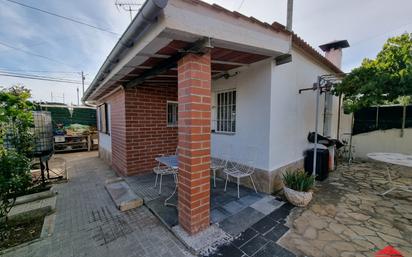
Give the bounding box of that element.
[207,243,244,257]
[239,235,268,256]
[219,207,265,236]
[222,200,246,214]
[267,205,291,222]
[211,207,231,223]
[237,194,263,207]
[250,195,283,215]
[253,241,295,257]
[232,228,259,247]
[264,223,290,242]
[252,216,279,235]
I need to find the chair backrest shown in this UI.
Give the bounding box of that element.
[232,146,257,175]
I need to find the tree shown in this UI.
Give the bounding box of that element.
[0,85,34,155]
[334,33,412,113]
[0,85,34,239]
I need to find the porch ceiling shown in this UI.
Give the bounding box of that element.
[93,39,270,100]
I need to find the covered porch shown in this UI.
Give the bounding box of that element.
[124,171,295,255]
[85,0,292,236]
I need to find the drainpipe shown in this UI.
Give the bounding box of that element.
[82,0,168,102]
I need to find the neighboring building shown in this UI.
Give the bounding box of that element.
[84,0,351,235]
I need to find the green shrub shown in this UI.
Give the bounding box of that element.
[282,169,315,192]
[0,149,32,239]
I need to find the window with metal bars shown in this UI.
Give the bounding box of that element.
[167,101,178,126]
[216,90,236,133]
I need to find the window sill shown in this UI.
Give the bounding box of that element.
[167,124,178,128]
[212,131,236,135]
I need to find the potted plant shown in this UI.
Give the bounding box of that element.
[282,169,315,207]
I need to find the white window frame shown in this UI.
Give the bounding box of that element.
[166,101,178,127]
[98,103,110,135]
[215,89,236,134]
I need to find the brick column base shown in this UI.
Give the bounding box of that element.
[177,52,211,235]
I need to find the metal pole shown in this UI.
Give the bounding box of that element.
[336,94,342,140]
[313,76,321,178]
[348,114,354,165]
[286,0,293,31]
[81,71,85,95]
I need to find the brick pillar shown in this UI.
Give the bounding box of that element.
[177,52,211,235]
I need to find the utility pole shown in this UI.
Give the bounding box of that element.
[81,71,85,94]
[51,92,53,102]
[77,87,80,106]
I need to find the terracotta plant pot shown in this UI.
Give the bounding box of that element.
[283,186,313,207]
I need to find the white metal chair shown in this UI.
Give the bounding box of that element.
[211,157,227,188]
[224,147,258,198]
[153,147,178,195]
[153,161,177,195]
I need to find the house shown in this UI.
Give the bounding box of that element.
[83,0,351,235]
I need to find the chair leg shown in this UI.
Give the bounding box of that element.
[159,174,163,195]
[154,174,158,187]
[250,175,257,193]
[213,170,216,188]
[237,177,240,199]
[224,174,229,192]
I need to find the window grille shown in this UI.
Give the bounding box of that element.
[216,90,236,133]
[167,101,178,126]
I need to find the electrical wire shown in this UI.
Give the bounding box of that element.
[0,71,87,85]
[0,68,81,74]
[3,0,120,36]
[0,41,76,69]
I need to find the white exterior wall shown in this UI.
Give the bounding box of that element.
[211,60,272,171]
[268,49,336,172]
[352,129,412,159]
[210,50,352,173]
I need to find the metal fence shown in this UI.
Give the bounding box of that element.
[353,105,412,135]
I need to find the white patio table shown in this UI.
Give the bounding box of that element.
[367,152,412,196]
[155,155,178,206]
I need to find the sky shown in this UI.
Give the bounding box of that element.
[0,0,411,105]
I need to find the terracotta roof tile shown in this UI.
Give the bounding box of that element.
[183,0,342,74]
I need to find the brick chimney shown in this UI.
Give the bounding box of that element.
[319,40,350,69]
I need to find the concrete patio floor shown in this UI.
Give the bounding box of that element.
[1,152,193,257]
[3,152,411,257]
[279,160,412,257]
[125,172,297,256]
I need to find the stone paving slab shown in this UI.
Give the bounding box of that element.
[1,151,194,257]
[105,179,143,211]
[279,161,412,257]
[204,203,296,257]
[8,195,56,218]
